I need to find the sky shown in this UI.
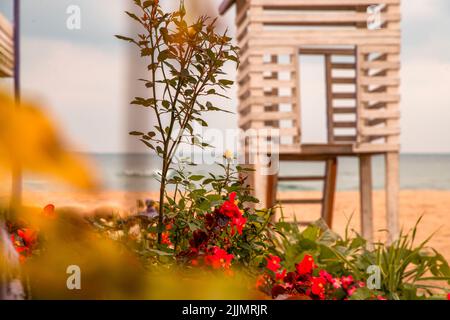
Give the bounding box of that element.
[0,0,449,154]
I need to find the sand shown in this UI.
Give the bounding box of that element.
[10,189,450,261]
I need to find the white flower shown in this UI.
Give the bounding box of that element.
[223,149,234,160]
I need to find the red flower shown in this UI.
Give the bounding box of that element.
[296,254,316,275]
[231,215,247,235]
[341,275,354,289]
[17,228,38,248]
[311,276,326,299]
[347,286,357,296]
[218,192,241,219]
[43,204,56,219]
[447,293,450,300]
[319,270,333,283]
[191,259,199,266]
[377,295,387,300]
[10,228,38,263]
[331,277,342,289]
[217,192,247,235]
[204,247,233,269]
[161,232,172,246]
[255,274,268,289]
[276,269,287,281]
[266,254,281,273]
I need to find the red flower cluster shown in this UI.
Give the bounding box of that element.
[177,193,248,270]
[10,228,38,263]
[217,192,247,235]
[259,254,367,300]
[161,232,172,246]
[204,246,234,269]
[266,254,281,273]
[7,204,55,263]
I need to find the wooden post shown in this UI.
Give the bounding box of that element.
[385,151,399,243]
[266,172,278,211]
[321,157,338,227]
[11,0,21,209]
[359,155,373,243]
[325,54,334,144]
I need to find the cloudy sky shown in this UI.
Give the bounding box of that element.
[0,0,449,154]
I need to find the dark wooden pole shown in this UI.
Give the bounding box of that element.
[11,0,21,208]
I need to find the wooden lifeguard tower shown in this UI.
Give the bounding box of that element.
[219,0,401,242]
[1,4,21,208]
[0,13,14,78]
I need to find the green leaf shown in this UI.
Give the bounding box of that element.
[125,11,142,24]
[218,79,234,86]
[162,100,171,108]
[141,48,153,57]
[115,35,137,44]
[189,175,204,181]
[349,287,371,300]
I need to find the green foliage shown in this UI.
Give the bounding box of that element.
[89,157,275,272]
[117,0,239,243]
[272,216,450,300]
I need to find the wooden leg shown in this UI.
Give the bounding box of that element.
[385,152,400,243]
[321,158,338,227]
[266,173,278,209]
[359,155,373,243]
[252,158,269,209]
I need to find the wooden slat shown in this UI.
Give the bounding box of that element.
[333,121,356,128]
[253,30,401,39]
[332,77,356,84]
[261,79,296,88]
[0,13,13,79]
[360,93,400,102]
[252,12,400,26]
[333,107,357,114]
[0,14,13,39]
[239,111,298,126]
[278,176,325,182]
[331,63,356,69]
[367,118,387,126]
[300,48,355,56]
[333,92,356,99]
[239,96,297,111]
[334,135,357,142]
[358,45,400,54]
[360,109,400,119]
[0,62,13,77]
[361,61,400,70]
[360,76,400,86]
[249,34,400,46]
[360,127,400,136]
[250,63,295,72]
[252,0,400,10]
[353,143,400,153]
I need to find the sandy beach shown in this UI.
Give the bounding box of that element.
[12,189,450,262]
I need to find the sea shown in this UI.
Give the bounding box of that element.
[23,153,450,192]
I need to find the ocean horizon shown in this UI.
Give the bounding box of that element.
[22,153,450,192]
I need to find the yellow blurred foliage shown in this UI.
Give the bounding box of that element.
[0,91,97,190]
[6,206,258,300]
